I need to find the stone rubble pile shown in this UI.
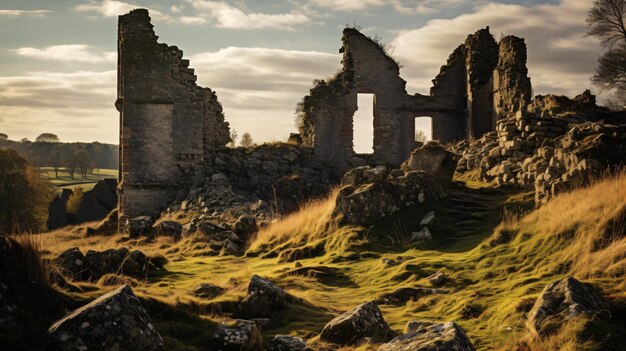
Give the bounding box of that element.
[455,91,626,203]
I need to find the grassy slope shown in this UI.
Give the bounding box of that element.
[40,168,118,192]
[37,172,626,351]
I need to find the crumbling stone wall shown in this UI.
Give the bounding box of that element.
[299,27,532,167]
[117,9,230,222]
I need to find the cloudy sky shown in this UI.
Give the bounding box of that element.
[0,0,601,151]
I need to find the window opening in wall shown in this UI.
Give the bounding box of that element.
[353,93,375,154]
[415,116,433,143]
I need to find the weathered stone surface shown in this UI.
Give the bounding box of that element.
[152,220,182,239]
[427,272,447,287]
[49,285,164,351]
[126,216,154,237]
[191,283,225,299]
[268,335,307,351]
[47,196,68,230]
[117,9,230,223]
[320,301,391,345]
[526,276,610,337]
[240,275,287,318]
[402,142,458,181]
[379,321,476,351]
[53,247,160,281]
[409,227,432,242]
[334,169,443,226]
[375,287,447,305]
[211,319,262,351]
[234,215,257,238]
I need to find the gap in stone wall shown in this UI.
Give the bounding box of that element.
[415,116,433,142]
[353,93,375,154]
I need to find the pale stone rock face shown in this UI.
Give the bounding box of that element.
[320,301,392,345]
[48,285,164,351]
[379,321,476,351]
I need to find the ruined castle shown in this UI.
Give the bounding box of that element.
[116,9,532,222]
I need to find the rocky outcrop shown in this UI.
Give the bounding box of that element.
[47,196,68,230]
[152,220,183,239]
[240,275,287,318]
[48,285,164,351]
[191,283,225,299]
[378,321,475,351]
[526,276,610,337]
[454,91,626,203]
[126,216,154,237]
[320,301,391,345]
[334,167,444,226]
[211,319,262,351]
[53,247,162,280]
[402,142,458,182]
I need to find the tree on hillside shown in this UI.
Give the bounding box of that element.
[0,133,7,141]
[35,133,60,143]
[63,153,77,180]
[0,149,51,233]
[587,0,626,109]
[240,132,254,148]
[74,149,93,179]
[20,138,30,143]
[48,151,62,179]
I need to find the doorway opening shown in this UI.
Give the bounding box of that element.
[353,93,375,154]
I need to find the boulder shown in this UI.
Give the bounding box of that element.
[376,287,447,305]
[240,275,286,318]
[409,227,432,242]
[320,301,391,345]
[126,216,154,237]
[153,220,183,239]
[48,285,164,351]
[526,276,610,337]
[420,211,436,226]
[191,283,225,299]
[402,142,458,182]
[47,196,68,230]
[234,215,258,238]
[210,319,262,351]
[53,247,88,280]
[75,193,109,223]
[272,174,325,214]
[426,272,447,287]
[378,321,475,351]
[85,248,154,279]
[268,335,307,351]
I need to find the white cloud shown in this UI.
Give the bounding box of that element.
[190,47,340,141]
[0,10,52,18]
[188,0,313,30]
[0,71,117,143]
[310,0,453,14]
[14,45,116,64]
[392,0,599,97]
[75,0,171,21]
[180,16,207,25]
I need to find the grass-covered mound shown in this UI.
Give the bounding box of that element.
[31,171,626,350]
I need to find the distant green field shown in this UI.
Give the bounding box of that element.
[40,168,118,193]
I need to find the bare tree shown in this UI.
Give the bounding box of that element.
[74,149,93,179]
[240,132,254,148]
[587,0,626,108]
[48,151,62,179]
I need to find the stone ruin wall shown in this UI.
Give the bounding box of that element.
[299,27,533,167]
[117,9,230,222]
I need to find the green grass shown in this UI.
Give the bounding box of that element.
[39,168,118,192]
[37,172,626,351]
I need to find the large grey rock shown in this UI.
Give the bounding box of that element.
[47,196,68,230]
[234,215,257,238]
[49,285,164,351]
[268,335,307,351]
[152,220,182,239]
[378,321,475,351]
[53,247,88,280]
[402,142,458,182]
[320,301,391,345]
[126,216,154,237]
[240,275,286,318]
[526,276,610,337]
[210,319,262,351]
